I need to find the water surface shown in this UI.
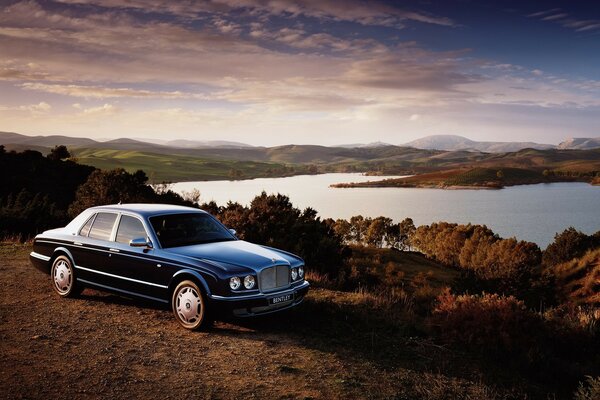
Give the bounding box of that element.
[172,173,600,248]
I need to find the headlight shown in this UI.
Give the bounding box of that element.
[243,275,255,289]
[229,276,241,290]
[298,266,304,278]
[291,267,298,281]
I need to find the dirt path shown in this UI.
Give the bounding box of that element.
[0,243,528,399]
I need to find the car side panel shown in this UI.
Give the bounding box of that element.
[100,243,173,300]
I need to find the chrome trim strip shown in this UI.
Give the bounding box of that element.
[75,265,169,289]
[78,278,168,304]
[30,252,51,262]
[210,280,309,301]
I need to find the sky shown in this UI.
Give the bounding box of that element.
[0,0,599,146]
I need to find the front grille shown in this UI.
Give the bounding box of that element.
[259,265,290,292]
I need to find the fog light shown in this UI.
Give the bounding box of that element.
[298,266,304,278]
[291,267,298,281]
[243,275,255,289]
[229,276,241,290]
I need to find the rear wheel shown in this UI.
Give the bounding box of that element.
[172,280,207,330]
[50,255,82,297]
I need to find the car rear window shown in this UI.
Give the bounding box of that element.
[88,212,118,241]
[116,215,147,244]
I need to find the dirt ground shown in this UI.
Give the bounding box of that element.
[0,243,534,399]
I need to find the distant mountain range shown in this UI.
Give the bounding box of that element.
[401,135,556,152]
[0,132,253,150]
[1,131,599,153]
[557,137,600,150]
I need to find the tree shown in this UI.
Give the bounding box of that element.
[398,217,416,251]
[47,145,71,161]
[542,227,596,267]
[365,216,392,248]
[207,192,346,276]
[333,219,352,243]
[68,168,156,217]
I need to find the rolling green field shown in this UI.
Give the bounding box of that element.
[72,148,317,182]
[13,143,600,185]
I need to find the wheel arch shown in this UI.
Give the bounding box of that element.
[169,270,212,301]
[50,247,76,268]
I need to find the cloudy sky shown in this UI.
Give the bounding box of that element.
[0,0,599,145]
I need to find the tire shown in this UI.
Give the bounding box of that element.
[50,255,82,298]
[172,280,208,330]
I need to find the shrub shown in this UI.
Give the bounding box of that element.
[574,376,600,400]
[430,290,547,355]
[543,227,598,267]
[204,192,346,276]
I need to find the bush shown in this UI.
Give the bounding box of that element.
[543,227,599,267]
[574,376,600,400]
[203,192,346,276]
[430,290,547,355]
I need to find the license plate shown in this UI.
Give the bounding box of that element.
[270,294,293,304]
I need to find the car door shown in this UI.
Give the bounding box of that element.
[105,214,170,301]
[73,212,119,287]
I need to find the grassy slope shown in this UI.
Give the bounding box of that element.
[72,148,300,182]
[549,248,600,307]
[1,242,560,398]
[7,142,600,184]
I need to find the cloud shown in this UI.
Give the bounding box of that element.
[0,101,52,113]
[81,103,117,115]
[21,83,207,99]
[527,8,562,18]
[55,0,455,27]
[528,8,600,32]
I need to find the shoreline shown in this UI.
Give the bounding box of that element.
[330,179,595,190]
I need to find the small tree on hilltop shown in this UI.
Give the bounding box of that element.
[47,145,71,161]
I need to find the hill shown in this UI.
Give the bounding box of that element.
[403,134,554,153]
[2,132,600,184]
[558,137,600,150]
[549,248,600,307]
[1,242,587,399]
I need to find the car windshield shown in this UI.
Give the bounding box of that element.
[149,213,235,248]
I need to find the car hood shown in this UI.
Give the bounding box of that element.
[163,240,296,272]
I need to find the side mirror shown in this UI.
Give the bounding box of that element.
[129,237,153,248]
[229,228,237,236]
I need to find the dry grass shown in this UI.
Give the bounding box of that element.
[551,248,600,307]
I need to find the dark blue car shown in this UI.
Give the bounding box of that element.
[30,204,310,330]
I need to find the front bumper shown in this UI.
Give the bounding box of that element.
[209,280,310,317]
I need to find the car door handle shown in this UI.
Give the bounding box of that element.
[109,248,120,253]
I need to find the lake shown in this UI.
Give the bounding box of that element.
[172,173,600,249]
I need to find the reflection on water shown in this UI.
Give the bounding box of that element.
[172,173,600,248]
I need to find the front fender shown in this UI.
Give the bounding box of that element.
[170,269,212,297]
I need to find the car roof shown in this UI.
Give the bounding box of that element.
[89,203,207,218]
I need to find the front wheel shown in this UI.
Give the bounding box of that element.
[50,255,82,297]
[172,280,207,330]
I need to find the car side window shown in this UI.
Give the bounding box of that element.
[79,214,96,236]
[88,212,118,241]
[116,215,147,244]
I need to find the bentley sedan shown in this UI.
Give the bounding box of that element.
[30,204,310,330]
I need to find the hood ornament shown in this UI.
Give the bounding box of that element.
[271,257,276,263]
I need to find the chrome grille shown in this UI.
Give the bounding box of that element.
[259,265,290,292]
